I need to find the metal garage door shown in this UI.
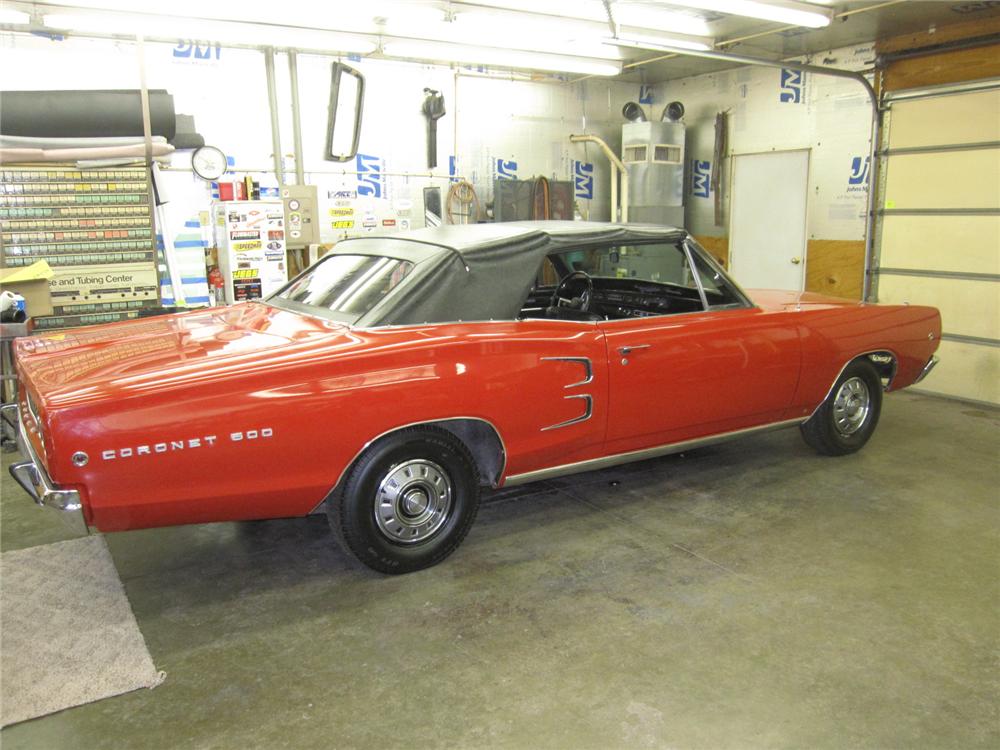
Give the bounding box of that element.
[875,81,1000,405]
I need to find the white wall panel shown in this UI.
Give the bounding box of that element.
[659,44,875,242]
[1,31,642,247]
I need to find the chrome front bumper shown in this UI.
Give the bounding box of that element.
[2,403,88,533]
[913,355,939,385]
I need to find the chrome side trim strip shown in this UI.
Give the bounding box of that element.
[540,394,594,432]
[540,356,593,387]
[912,355,939,385]
[504,417,807,487]
[538,357,595,431]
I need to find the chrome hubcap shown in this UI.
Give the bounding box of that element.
[832,377,870,436]
[375,459,453,544]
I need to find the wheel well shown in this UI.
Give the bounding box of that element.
[433,418,506,487]
[862,351,897,390]
[322,419,506,510]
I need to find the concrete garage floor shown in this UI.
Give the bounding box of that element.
[1,391,997,749]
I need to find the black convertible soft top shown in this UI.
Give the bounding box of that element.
[337,221,688,327]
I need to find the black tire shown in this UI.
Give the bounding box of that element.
[800,359,883,456]
[327,426,480,574]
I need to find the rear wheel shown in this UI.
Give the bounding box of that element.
[328,427,480,574]
[800,359,882,456]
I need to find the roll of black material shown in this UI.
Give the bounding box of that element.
[0,90,176,140]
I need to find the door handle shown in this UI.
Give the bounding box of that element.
[618,344,651,356]
[790,257,802,264]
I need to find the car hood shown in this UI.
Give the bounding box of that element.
[750,289,865,312]
[17,303,355,407]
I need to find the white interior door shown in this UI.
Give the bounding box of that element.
[729,149,809,291]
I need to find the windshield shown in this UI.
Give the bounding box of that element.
[270,254,415,321]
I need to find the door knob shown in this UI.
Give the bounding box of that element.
[790,257,802,264]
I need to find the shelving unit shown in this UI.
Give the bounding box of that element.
[0,164,160,330]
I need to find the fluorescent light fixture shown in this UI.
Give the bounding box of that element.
[0,8,30,24]
[604,34,712,52]
[442,11,629,60]
[382,40,622,77]
[657,1,832,28]
[609,37,716,58]
[41,0,446,35]
[613,4,712,37]
[42,12,377,53]
[451,0,610,23]
[615,26,714,51]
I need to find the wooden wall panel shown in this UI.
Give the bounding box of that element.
[693,234,729,268]
[877,16,1000,56]
[805,240,865,300]
[883,43,1000,92]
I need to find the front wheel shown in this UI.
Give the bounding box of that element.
[800,359,882,456]
[328,427,480,574]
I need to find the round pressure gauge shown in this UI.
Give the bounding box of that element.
[191,145,228,181]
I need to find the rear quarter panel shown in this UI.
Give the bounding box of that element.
[787,301,941,418]
[24,320,607,531]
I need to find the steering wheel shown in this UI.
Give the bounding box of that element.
[552,270,594,312]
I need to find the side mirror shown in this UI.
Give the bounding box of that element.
[325,62,365,162]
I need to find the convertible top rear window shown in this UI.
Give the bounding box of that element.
[271,254,414,321]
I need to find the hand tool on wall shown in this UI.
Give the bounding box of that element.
[421,88,445,169]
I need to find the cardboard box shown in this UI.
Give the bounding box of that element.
[0,260,55,317]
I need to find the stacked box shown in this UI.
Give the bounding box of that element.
[0,165,160,329]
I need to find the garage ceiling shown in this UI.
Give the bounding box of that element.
[621,2,1000,81]
[6,1,1000,80]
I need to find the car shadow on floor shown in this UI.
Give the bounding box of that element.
[101,427,818,630]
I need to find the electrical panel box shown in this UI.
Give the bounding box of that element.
[281,185,319,249]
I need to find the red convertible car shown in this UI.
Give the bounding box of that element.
[5,222,940,573]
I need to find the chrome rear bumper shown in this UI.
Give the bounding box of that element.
[2,403,87,533]
[913,355,939,385]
